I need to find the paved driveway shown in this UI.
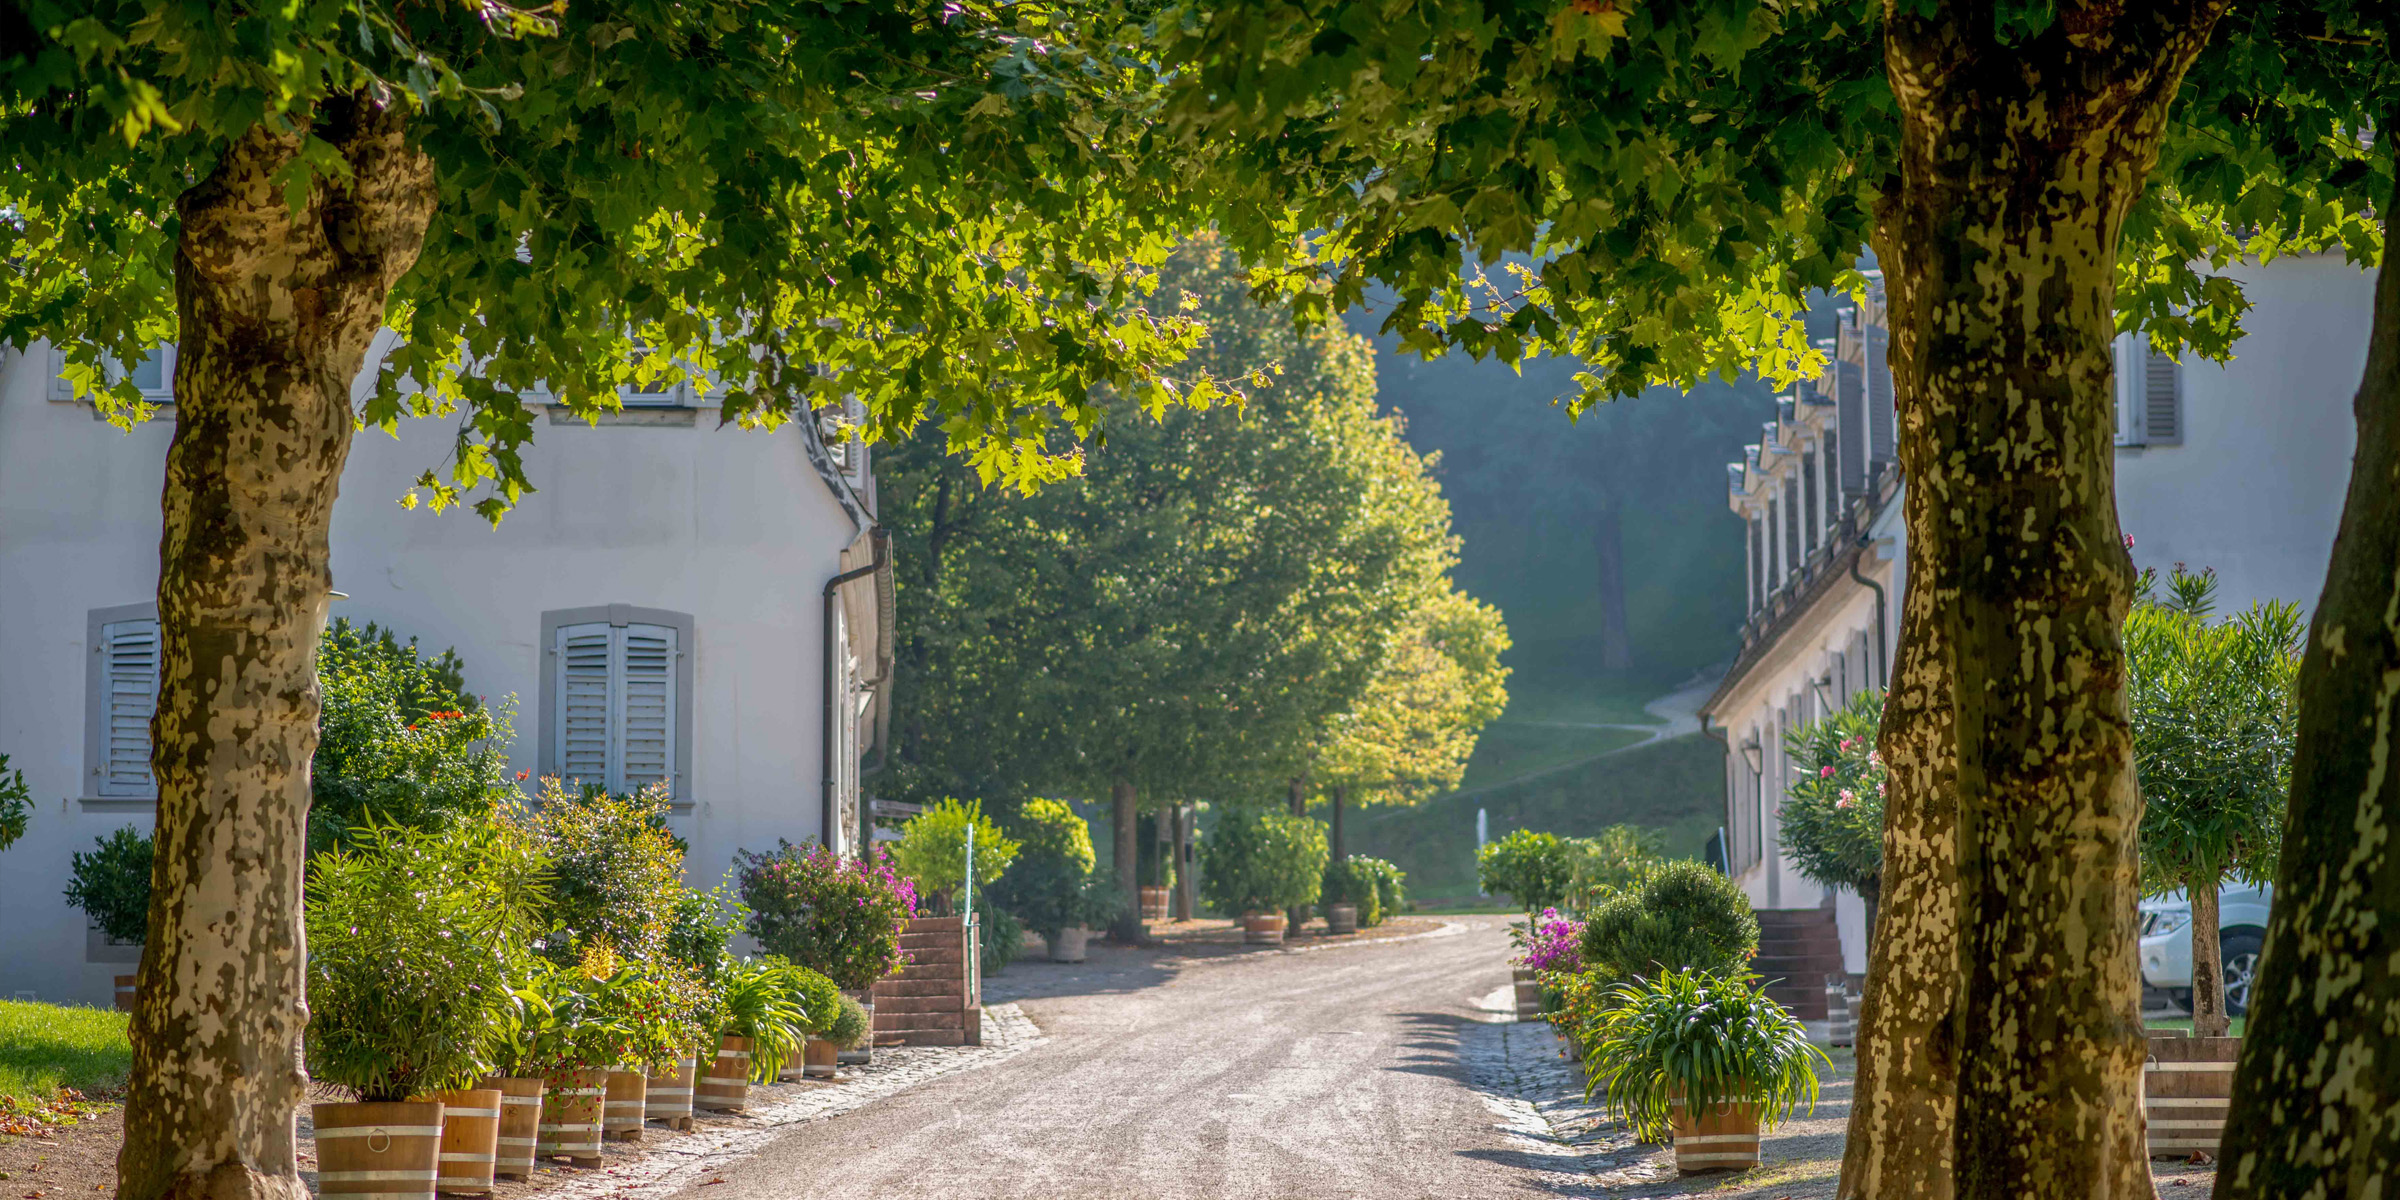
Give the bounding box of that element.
[673,916,1541,1199]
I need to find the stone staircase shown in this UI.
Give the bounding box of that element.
[1751,906,1845,1021]
[870,915,982,1047]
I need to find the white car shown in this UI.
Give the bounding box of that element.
[2138,884,2273,1017]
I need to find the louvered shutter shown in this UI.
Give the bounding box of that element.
[98,619,160,797]
[556,623,614,789]
[2144,349,2183,445]
[618,624,676,795]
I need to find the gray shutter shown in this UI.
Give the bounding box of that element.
[618,624,676,796]
[557,623,614,788]
[2144,349,2182,445]
[98,618,160,797]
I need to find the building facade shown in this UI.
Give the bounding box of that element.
[0,338,890,1005]
[1701,252,2375,987]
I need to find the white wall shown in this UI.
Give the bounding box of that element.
[0,346,865,1004]
[2117,252,2374,614]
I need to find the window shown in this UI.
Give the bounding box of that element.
[2114,333,2184,446]
[1801,449,1820,555]
[541,607,693,800]
[85,604,161,799]
[51,346,176,404]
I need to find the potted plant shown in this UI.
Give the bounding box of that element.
[822,995,871,1059]
[1049,873,1125,963]
[992,799,1102,960]
[1579,860,1760,987]
[736,840,916,1067]
[63,825,154,1010]
[1198,809,1328,946]
[1513,908,1584,1019]
[1580,970,1830,1173]
[306,822,544,1200]
[1320,856,1385,934]
[1476,829,1575,920]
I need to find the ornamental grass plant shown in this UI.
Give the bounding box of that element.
[716,955,839,1081]
[1580,969,1830,1144]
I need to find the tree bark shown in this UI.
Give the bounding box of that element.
[119,102,435,1200]
[1594,501,1631,673]
[1173,803,1194,921]
[2215,142,2400,1195]
[1839,514,1961,1200]
[2187,870,2227,1039]
[1330,785,1345,864]
[1110,778,1143,943]
[1872,9,2226,1195]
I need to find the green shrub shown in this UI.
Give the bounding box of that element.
[306,820,550,1100]
[976,894,1023,975]
[1198,810,1328,916]
[1356,857,1406,923]
[824,995,871,1051]
[735,841,918,992]
[1579,969,1829,1143]
[1562,825,1664,912]
[992,798,1098,940]
[311,619,519,850]
[0,753,29,854]
[520,779,687,965]
[1477,829,1574,914]
[890,798,1020,914]
[1320,857,1384,927]
[711,956,837,1080]
[64,827,154,945]
[1579,859,1758,985]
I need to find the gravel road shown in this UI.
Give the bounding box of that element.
[672,915,1542,1200]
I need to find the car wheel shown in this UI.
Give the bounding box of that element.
[2222,928,2266,1018]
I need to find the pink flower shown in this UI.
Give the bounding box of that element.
[1820,765,1835,778]
[1836,791,1855,809]
[2124,534,2136,549]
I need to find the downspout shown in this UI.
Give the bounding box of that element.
[1847,537,1890,690]
[823,528,888,857]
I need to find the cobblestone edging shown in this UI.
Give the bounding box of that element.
[301,1005,1046,1200]
[1462,1015,1672,1189]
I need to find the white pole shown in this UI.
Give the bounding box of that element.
[963,824,975,917]
[1475,807,1488,896]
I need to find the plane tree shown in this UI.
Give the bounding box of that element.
[1147,0,2387,1195]
[0,4,1219,1199]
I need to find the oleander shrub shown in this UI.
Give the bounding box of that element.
[310,619,520,850]
[735,840,918,992]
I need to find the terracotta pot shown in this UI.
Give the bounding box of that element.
[601,1065,647,1142]
[535,1066,605,1166]
[1242,912,1287,946]
[694,1035,752,1113]
[1668,1098,1761,1173]
[644,1052,697,1130]
[1050,927,1091,963]
[314,1099,444,1200]
[478,1077,543,1181]
[2145,1033,2239,1158]
[1325,904,1359,935]
[804,1036,840,1078]
[419,1088,500,1196]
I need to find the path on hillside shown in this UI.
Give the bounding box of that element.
[1447,673,1719,803]
[670,918,1571,1200]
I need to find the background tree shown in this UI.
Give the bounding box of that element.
[1475,830,1575,918]
[0,2,1232,1194]
[1147,1,2387,1192]
[879,235,1473,939]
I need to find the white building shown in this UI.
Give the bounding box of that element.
[0,338,890,1005]
[1700,253,2375,1019]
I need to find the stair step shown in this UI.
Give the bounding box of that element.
[874,994,966,1015]
[875,1012,965,1032]
[902,947,965,966]
[873,978,967,999]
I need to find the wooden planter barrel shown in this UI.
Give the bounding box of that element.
[1243,912,1287,946]
[420,1087,500,1196]
[803,1036,839,1079]
[1140,886,1171,920]
[1668,1098,1761,1172]
[838,992,874,1066]
[644,1053,697,1130]
[1513,967,1544,1020]
[695,1035,752,1112]
[1050,927,1090,963]
[113,974,138,1012]
[1325,904,1358,935]
[315,1099,445,1200]
[601,1066,647,1142]
[2146,1033,2240,1157]
[536,1067,605,1166]
[480,1077,543,1181]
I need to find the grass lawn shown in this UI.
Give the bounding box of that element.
[1454,723,1647,792]
[0,1000,133,1104]
[2144,1017,2246,1038]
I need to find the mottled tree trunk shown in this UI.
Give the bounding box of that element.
[1173,803,1194,921]
[1330,785,1345,863]
[1110,779,1143,943]
[1865,8,2226,1195]
[119,101,435,1200]
[1593,501,1630,673]
[2214,149,2400,1197]
[1285,777,1309,930]
[1839,501,1960,1199]
[2186,870,2226,1039]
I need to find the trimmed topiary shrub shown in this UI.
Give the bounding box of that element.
[1198,809,1328,917]
[65,826,155,945]
[992,798,1100,941]
[1579,859,1758,985]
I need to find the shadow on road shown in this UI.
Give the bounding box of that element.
[981,942,1183,1004]
[1383,1010,1483,1082]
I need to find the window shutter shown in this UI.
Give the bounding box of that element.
[557,623,614,789]
[618,624,676,795]
[98,619,160,797]
[2144,349,2183,445]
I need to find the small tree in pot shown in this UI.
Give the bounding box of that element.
[1581,969,1830,1173]
[1198,810,1327,942]
[1320,856,1383,931]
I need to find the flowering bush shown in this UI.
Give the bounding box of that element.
[735,840,917,992]
[1514,907,1584,973]
[311,619,520,850]
[1780,690,1888,916]
[518,779,689,965]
